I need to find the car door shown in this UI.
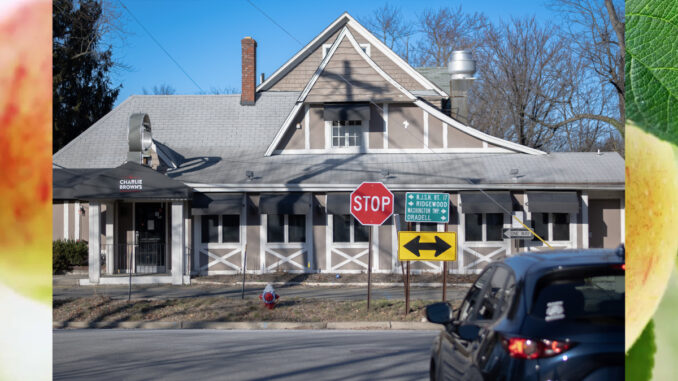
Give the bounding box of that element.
[435,266,495,381]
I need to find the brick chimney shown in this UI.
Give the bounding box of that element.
[241,37,257,105]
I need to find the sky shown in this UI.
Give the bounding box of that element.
[107,0,562,106]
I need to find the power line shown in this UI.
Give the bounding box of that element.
[244,0,304,46]
[116,0,204,93]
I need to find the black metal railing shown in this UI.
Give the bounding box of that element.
[103,243,167,274]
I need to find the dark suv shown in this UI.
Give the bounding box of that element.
[426,248,624,381]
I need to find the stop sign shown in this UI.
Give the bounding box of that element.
[350,182,394,226]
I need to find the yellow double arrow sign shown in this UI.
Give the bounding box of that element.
[398,231,457,261]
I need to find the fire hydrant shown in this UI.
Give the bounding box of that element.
[259,283,279,310]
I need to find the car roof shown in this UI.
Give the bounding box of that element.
[501,247,624,279]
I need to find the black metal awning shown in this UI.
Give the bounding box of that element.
[53,168,103,200]
[526,191,579,213]
[259,193,312,214]
[460,191,512,214]
[323,103,370,121]
[68,162,192,200]
[326,193,350,215]
[191,193,244,215]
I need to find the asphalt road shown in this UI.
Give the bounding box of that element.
[54,329,440,381]
[53,284,468,301]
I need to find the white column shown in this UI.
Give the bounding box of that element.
[63,202,69,240]
[88,202,101,283]
[620,197,625,244]
[171,202,185,285]
[74,201,80,240]
[193,215,201,275]
[105,203,114,274]
[383,104,389,149]
[582,192,589,249]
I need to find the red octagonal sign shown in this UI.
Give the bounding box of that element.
[350,182,394,226]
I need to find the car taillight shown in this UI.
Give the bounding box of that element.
[503,337,572,359]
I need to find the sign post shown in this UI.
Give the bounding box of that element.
[350,182,394,311]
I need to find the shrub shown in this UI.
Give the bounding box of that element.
[53,239,88,274]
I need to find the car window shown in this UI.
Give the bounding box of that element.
[530,266,624,325]
[458,267,494,322]
[474,267,516,322]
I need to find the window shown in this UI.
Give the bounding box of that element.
[331,120,362,148]
[532,213,570,242]
[222,215,239,243]
[267,214,306,243]
[333,214,369,243]
[322,43,370,58]
[201,215,240,243]
[465,213,504,242]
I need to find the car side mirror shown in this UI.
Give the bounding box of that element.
[457,323,481,341]
[426,302,453,324]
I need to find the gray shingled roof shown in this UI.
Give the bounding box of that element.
[53,92,300,168]
[54,91,623,191]
[415,67,450,96]
[165,149,624,190]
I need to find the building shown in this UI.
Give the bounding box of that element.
[52,13,624,286]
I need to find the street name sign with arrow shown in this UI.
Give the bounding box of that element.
[404,192,450,223]
[503,228,533,239]
[398,231,457,261]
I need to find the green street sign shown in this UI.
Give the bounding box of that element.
[404,192,450,223]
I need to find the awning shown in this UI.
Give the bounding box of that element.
[260,193,312,214]
[72,162,192,200]
[460,191,512,214]
[527,192,579,213]
[323,103,370,121]
[326,193,350,215]
[191,193,244,215]
[53,168,102,200]
[393,192,407,215]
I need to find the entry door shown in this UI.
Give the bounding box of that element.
[135,203,167,273]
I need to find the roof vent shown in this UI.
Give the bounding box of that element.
[448,51,476,124]
[127,113,153,165]
[448,50,476,79]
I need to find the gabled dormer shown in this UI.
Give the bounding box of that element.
[258,13,544,157]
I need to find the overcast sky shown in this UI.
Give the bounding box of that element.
[108,0,560,106]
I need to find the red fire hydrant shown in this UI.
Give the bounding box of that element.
[259,284,279,309]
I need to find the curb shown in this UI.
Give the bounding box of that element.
[192,280,473,288]
[53,321,444,331]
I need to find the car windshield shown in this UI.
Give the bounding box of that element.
[530,266,624,325]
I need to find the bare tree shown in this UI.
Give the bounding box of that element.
[469,17,578,150]
[362,4,414,61]
[143,83,176,95]
[412,6,488,67]
[548,0,624,131]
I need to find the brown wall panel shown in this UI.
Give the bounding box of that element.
[388,104,424,148]
[589,199,622,249]
[246,195,261,271]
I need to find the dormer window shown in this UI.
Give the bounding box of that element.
[331,120,362,148]
[322,43,370,58]
[323,103,370,152]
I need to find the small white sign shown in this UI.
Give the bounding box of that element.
[147,220,154,231]
[545,301,565,321]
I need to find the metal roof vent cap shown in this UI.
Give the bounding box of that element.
[448,50,476,79]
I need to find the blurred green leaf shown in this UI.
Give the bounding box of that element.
[626,0,678,143]
[626,320,656,381]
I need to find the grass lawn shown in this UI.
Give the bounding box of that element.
[53,296,462,323]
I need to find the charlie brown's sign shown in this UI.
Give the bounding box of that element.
[119,176,143,192]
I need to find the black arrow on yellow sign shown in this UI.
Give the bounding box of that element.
[404,235,451,257]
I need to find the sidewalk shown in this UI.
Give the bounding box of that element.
[54,272,477,288]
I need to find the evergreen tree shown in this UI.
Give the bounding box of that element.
[53,0,120,153]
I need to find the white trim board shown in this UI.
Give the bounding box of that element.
[187,183,625,192]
